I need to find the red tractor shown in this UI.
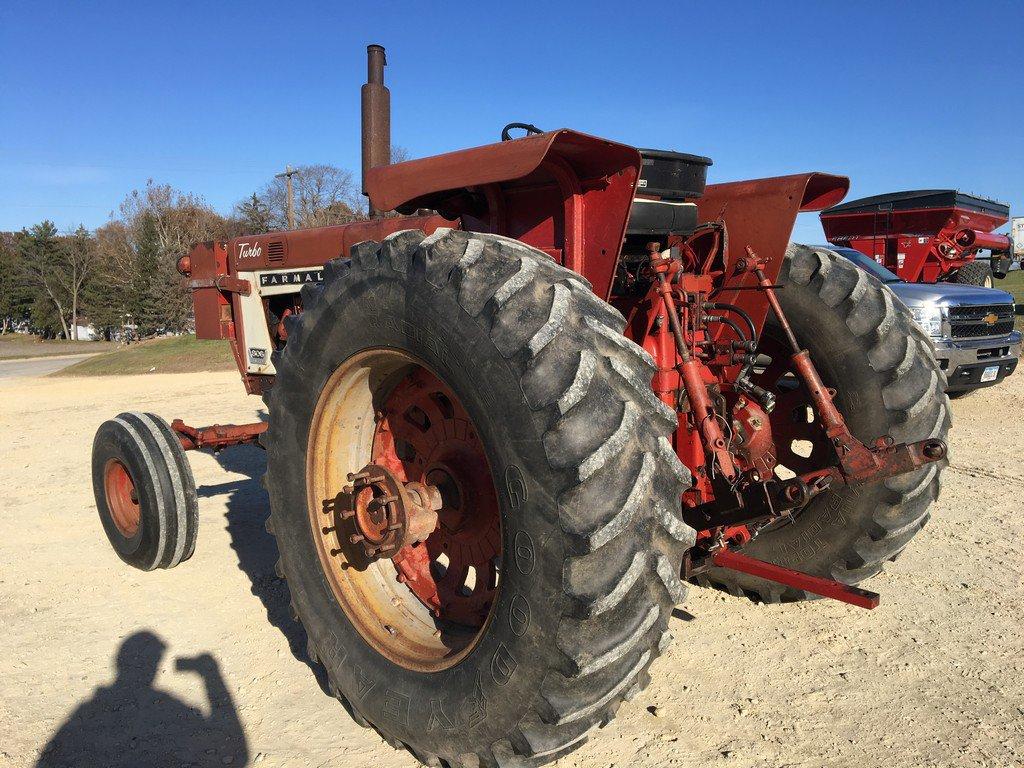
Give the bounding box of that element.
[91,45,950,766]
[820,189,1015,286]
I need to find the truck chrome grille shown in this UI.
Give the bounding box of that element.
[948,303,1015,339]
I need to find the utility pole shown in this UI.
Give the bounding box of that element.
[275,164,298,229]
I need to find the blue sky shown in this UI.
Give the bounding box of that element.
[2,0,1021,245]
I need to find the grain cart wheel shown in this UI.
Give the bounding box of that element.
[91,412,199,571]
[698,244,951,602]
[952,261,994,287]
[262,229,694,767]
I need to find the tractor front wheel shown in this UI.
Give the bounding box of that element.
[91,412,198,571]
[262,229,694,767]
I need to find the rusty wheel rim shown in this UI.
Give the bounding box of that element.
[748,332,835,480]
[104,459,140,538]
[306,350,502,672]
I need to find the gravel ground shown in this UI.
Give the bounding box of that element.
[0,370,1020,768]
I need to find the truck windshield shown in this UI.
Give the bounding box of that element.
[819,246,903,284]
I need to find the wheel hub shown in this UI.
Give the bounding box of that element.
[326,463,441,561]
[373,368,501,627]
[103,458,140,538]
[306,350,502,670]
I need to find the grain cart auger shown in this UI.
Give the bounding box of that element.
[91,44,951,766]
[820,189,1015,286]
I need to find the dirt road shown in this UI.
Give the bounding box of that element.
[1,370,1020,768]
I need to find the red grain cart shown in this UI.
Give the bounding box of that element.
[820,189,1014,286]
[90,45,950,766]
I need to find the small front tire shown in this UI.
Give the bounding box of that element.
[91,412,199,571]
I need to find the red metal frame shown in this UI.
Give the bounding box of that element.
[712,548,880,609]
[367,129,640,299]
[821,199,1011,283]
[171,419,267,451]
[178,130,945,607]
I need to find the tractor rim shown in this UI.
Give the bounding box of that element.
[739,329,835,537]
[103,458,140,538]
[306,349,502,672]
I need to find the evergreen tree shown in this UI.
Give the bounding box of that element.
[18,221,72,338]
[0,232,34,333]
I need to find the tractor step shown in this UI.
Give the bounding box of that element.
[711,548,880,609]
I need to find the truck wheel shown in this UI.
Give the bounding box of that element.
[697,245,951,602]
[262,229,694,767]
[91,412,199,571]
[952,261,993,287]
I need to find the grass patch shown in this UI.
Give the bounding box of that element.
[0,334,116,360]
[993,271,1024,331]
[56,335,236,376]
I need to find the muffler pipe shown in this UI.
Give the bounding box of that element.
[361,43,390,218]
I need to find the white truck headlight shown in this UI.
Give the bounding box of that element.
[910,304,944,338]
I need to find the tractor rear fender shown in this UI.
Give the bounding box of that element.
[695,172,850,337]
[365,129,642,299]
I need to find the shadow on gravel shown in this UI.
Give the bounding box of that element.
[196,437,330,697]
[36,631,248,768]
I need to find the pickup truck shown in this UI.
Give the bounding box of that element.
[818,245,1021,394]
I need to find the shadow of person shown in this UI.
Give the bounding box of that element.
[200,436,329,696]
[36,631,248,768]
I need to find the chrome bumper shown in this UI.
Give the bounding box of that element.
[933,330,1021,392]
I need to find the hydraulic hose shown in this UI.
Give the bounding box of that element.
[704,302,756,342]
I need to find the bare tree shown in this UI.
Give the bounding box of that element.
[118,182,229,260]
[90,181,230,335]
[391,145,411,164]
[249,164,364,230]
[57,226,99,339]
[231,193,275,235]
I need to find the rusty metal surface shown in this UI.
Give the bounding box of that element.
[323,463,440,561]
[365,128,639,213]
[186,275,251,296]
[103,459,140,538]
[223,214,456,272]
[361,44,390,215]
[170,419,268,451]
[367,131,568,213]
[365,130,640,298]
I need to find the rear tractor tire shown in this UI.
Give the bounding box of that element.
[698,244,951,602]
[91,412,199,571]
[952,261,994,288]
[262,229,695,767]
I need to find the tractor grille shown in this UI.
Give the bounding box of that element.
[949,303,1015,339]
[268,240,286,263]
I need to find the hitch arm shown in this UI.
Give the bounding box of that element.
[711,548,880,609]
[746,248,947,483]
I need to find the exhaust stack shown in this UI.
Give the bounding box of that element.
[361,44,390,218]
